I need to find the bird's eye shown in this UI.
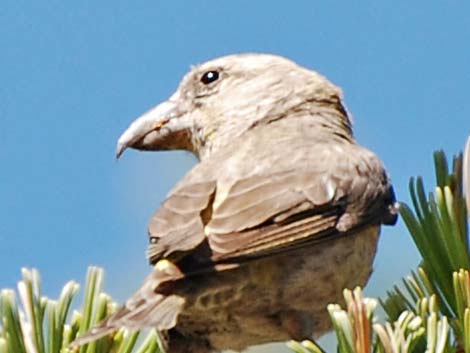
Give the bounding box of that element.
[200,70,219,85]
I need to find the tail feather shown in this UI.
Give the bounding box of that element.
[71,260,185,347]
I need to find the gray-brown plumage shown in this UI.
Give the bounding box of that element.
[74,54,397,352]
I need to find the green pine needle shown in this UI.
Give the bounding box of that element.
[0,267,161,353]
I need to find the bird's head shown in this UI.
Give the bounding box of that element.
[116,53,351,160]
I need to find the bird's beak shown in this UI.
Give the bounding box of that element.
[115,92,191,159]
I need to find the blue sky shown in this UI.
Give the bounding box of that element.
[1,1,469,351]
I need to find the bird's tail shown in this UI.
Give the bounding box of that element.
[71,259,186,347]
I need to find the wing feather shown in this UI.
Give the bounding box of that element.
[147,181,216,263]
[210,208,340,259]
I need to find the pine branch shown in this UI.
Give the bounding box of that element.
[0,267,161,353]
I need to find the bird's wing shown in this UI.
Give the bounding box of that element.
[146,146,395,266]
[205,166,391,262]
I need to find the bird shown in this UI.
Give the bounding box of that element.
[74,53,397,353]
